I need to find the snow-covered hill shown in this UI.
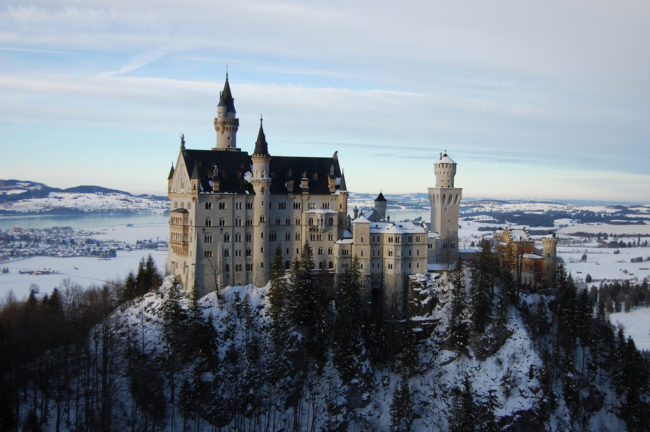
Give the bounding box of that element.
[0,179,168,214]
[11,272,645,431]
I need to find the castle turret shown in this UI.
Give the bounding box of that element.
[428,151,462,263]
[542,233,559,286]
[374,192,387,221]
[251,118,271,286]
[213,74,240,151]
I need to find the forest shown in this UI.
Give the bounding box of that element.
[0,245,649,431]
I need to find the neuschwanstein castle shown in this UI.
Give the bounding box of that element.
[166,76,557,313]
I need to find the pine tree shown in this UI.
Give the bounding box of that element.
[470,240,496,333]
[390,374,414,432]
[449,254,468,351]
[449,375,475,432]
[333,257,362,381]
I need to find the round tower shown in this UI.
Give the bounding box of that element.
[213,74,240,150]
[434,151,457,188]
[374,192,387,220]
[251,118,271,286]
[428,151,462,264]
[542,233,559,286]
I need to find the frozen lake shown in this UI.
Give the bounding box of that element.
[0,212,169,230]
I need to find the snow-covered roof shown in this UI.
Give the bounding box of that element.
[336,238,353,245]
[435,154,455,164]
[369,221,425,234]
[523,253,543,260]
[353,214,371,224]
[428,232,440,239]
[304,209,338,214]
[509,229,529,241]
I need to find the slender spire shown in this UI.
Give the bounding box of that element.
[180,133,185,150]
[218,73,236,113]
[340,171,347,191]
[168,162,175,180]
[253,115,269,155]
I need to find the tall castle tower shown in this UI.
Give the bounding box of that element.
[374,192,387,220]
[213,74,240,150]
[428,152,462,263]
[542,234,559,286]
[251,119,271,286]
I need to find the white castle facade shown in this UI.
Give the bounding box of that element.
[166,77,555,314]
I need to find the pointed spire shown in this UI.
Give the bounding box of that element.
[375,191,387,202]
[168,162,175,180]
[191,163,200,180]
[340,171,347,191]
[253,115,269,155]
[218,73,236,113]
[180,133,185,150]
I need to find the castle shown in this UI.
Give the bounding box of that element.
[166,76,557,312]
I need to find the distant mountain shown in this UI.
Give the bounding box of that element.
[0,179,169,215]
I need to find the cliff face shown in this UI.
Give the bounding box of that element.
[11,272,647,431]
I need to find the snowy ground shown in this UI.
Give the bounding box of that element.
[609,308,650,351]
[0,249,167,301]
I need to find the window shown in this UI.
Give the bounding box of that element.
[219,218,225,227]
[219,202,226,210]
[295,218,301,225]
[205,218,212,227]
[270,233,277,241]
[235,264,242,272]
[286,219,291,225]
[293,202,301,209]
[327,217,333,226]
[327,247,332,255]
[205,202,212,210]
[204,234,212,243]
[275,218,280,225]
[224,233,230,242]
[236,249,242,257]
[285,233,291,241]
[235,201,242,210]
[318,247,323,255]
[203,250,212,257]
[235,217,241,226]
[235,233,241,242]
[246,219,252,226]
[246,233,252,242]
[388,250,393,256]
[246,264,253,271]
[246,202,252,210]
[224,248,229,257]
[225,264,230,271]
[388,264,393,269]
[295,233,300,241]
[328,233,334,241]
[278,202,287,209]
[246,249,251,256]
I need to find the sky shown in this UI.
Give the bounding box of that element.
[1,0,649,202]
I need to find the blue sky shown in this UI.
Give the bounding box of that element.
[1,0,649,201]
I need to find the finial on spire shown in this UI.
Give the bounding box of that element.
[225,64,228,80]
[180,133,185,150]
[260,113,263,125]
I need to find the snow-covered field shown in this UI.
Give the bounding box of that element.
[609,308,650,351]
[0,249,167,301]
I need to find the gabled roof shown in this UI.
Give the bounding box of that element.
[375,192,387,202]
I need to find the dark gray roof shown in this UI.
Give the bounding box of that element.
[217,75,236,113]
[191,163,200,180]
[180,149,343,195]
[375,192,386,202]
[253,122,269,155]
[168,163,175,180]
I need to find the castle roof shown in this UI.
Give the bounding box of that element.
[369,221,425,234]
[253,121,269,155]
[375,192,387,202]
[435,152,456,164]
[218,75,236,113]
[168,163,175,180]
[179,149,344,195]
[353,214,371,224]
